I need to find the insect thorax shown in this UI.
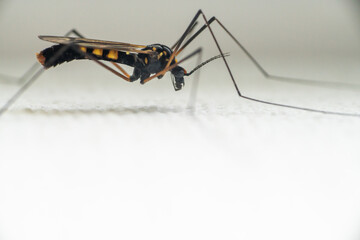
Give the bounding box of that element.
[137,44,175,74]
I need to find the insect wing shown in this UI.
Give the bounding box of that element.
[38,36,152,54]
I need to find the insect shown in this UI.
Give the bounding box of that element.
[0,9,359,117]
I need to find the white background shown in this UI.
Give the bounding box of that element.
[0,1,360,240]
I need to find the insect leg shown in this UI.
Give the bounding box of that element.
[164,10,204,72]
[204,14,360,116]
[149,11,209,96]
[177,15,360,89]
[0,29,92,116]
[0,29,86,85]
[64,29,85,38]
[67,45,132,82]
[0,41,136,116]
[0,44,73,116]
[0,64,39,84]
[171,21,199,50]
[175,10,360,117]
[186,48,202,110]
[110,63,131,78]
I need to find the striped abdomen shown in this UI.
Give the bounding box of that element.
[36,44,136,69]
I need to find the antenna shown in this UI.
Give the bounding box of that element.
[185,53,230,76]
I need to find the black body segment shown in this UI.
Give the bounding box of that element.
[37,44,83,68]
[37,44,136,69]
[135,44,186,86]
[36,42,187,88]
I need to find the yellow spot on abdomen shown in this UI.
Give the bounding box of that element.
[92,48,103,56]
[80,47,87,53]
[107,50,118,60]
[144,57,148,64]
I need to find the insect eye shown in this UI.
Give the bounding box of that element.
[171,66,185,78]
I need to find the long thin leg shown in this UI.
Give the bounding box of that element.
[0,63,39,84]
[174,10,360,117]
[0,69,45,116]
[0,28,138,116]
[171,21,199,50]
[111,62,130,78]
[59,31,132,81]
[0,44,73,116]
[0,42,134,116]
[177,15,360,89]
[186,48,202,110]
[202,13,360,117]
[0,29,85,115]
[139,11,205,85]
[74,48,131,81]
[163,10,203,73]
[64,29,85,38]
[0,29,85,85]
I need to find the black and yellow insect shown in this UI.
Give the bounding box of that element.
[36,36,190,91]
[0,9,359,117]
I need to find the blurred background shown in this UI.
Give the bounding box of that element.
[1,0,360,58]
[1,1,360,240]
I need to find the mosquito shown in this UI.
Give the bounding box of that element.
[0,9,359,117]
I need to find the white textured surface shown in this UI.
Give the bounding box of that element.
[1,63,360,240]
[1,1,360,240]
